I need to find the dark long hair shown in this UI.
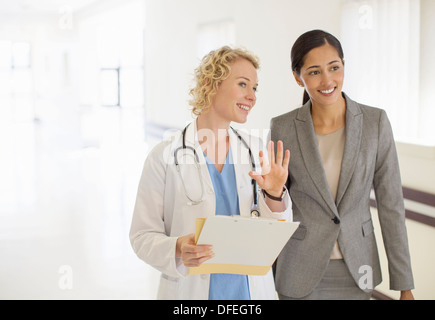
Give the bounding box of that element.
[291,30,344,105]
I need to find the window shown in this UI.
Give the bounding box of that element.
[95,4,144,108]
[100,68,119,106]
[340,0,428,144]
[78,0,145,146]
[0,40,33,120]
[12,42,31,68]
[0,40,12,69]
[196,20,236,60]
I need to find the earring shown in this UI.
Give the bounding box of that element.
[298,82,304,87]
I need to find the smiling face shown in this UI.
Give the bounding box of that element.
[293,43,344,108]
[209,58,258,125]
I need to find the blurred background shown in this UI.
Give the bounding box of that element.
[0,0,434,299]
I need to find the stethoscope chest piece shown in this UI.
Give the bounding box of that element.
[251,208,260,218]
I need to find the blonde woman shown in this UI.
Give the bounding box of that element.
[130,46,292,300]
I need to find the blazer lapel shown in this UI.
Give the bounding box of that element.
[295,101,339,218]
[335,94,363,207]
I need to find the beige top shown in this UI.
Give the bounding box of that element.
[315,126,345,260]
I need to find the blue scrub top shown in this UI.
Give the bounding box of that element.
[204,147,250,300]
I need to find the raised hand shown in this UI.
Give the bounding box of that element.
[249,140,290,198]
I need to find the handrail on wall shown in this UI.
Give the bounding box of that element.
[370,186,435,228]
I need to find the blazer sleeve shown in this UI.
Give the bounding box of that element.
[129,141,187,278]
[373,110,414,291]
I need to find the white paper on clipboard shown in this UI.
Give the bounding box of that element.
[189,215,299,275]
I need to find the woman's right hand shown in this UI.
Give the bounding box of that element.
[176,234,214,267]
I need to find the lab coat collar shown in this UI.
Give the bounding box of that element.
[183,120,251,168]
[183,119,204,162]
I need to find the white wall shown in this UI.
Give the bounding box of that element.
[419,0,435,140]
[371,0,435,300]
[143,0,343,132]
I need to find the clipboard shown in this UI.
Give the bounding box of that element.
[188,215,299,276]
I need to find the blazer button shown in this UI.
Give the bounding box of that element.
[332,217,340,224]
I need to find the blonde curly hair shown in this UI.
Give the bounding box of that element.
[189,46,260,116]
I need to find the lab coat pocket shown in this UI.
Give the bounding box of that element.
[157,274,180,300]
[179,200,212,234]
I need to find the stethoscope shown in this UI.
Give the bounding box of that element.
[174,124,260,217]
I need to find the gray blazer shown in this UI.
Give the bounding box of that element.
[271,93,414,298]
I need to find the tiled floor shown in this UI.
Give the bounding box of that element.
[0,114,161,299]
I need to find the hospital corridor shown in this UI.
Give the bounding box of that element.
[0,0,161,299]
[1,0,435,300]
[0,107,161,299]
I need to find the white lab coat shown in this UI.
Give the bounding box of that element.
[129,121,292,300]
